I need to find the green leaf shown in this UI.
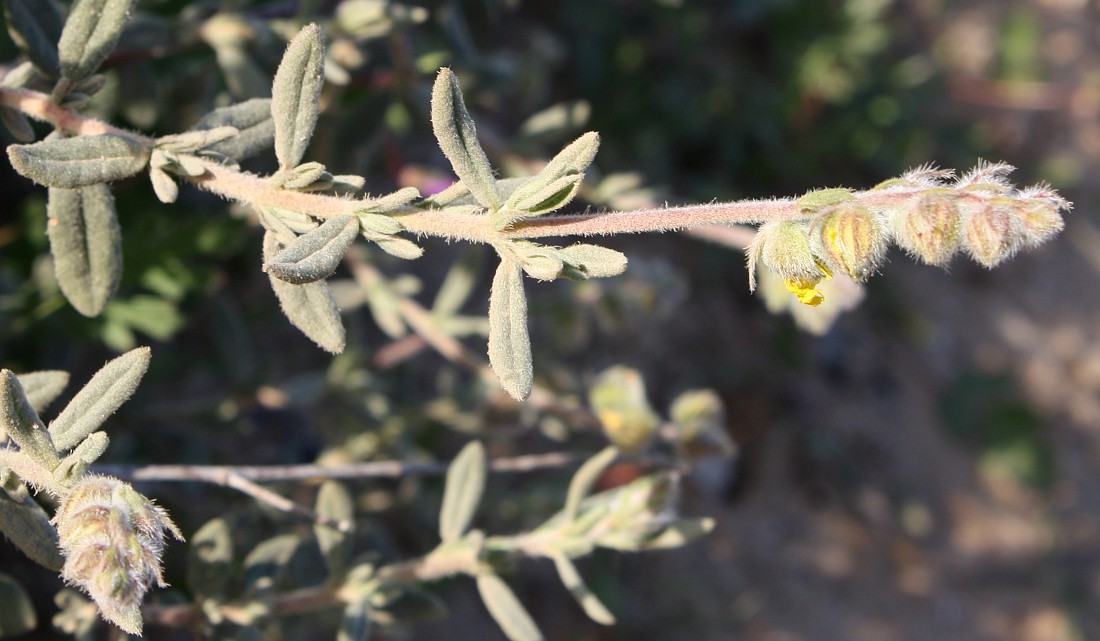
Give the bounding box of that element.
[193,98,275,161]
[0,483,63,570]
[338,599,372,641]
[51,431,108,487]
[0,371,57,468]
[271,24,325,168]
[46,185,122,317]
[243,534,301,597]
[187,518,234,599]
[487,260,532,401]
[57,0,136,82]
[511,241,564,282]
[9,134,150,189]
[48,347,150,453]
[0,572,36,636]
[313,480,354,582]
[494,174,583,230]
[637,517,715,550]
[558,244,627,280]
[3,0,63,77]
[564,446,618,522]
[156,127,239,153]
[438,441,486,543]
[0,107,34,143]
[551,554,615,625]
[371,235,423,260]
[476,573,544,641]
[15,371,69,414]
[264,232,346,353]
[264,215,358,284]
[430,68,500,210]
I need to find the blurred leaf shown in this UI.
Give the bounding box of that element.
[564,446,617,522]
[10,135,149,189]
[46,185,122,317]
[3,0,63,76]
[57,0,136,82]
[0,107,34,142]
[0,486,63,570]
[187,518,233,600]
[432,246,484,317]
[551,554,615,625]
[272,24,324,168]
[589,366,659,453]
[476,573,543,641]
[15,371,69,414]
[439,440,486,543]
[487,260,532,400]
[430,68,500,210]
[314,480,354,581]
[0,572,36,637]
[636,517,715,550]
[243,534,301,596]
[368,585,447,624]
[338,598,372,641]
[48,347,150,453]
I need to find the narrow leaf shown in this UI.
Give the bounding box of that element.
[51,431,108,487]
[338,599,372,641]
[430,68,500,209]
[0,572,36,636]
[487,260,532,400]
[264,214,358,284]
[0,371,57,468]
[371,235,423,260]
[314,480,354,581]
[439,441,486,543]
[57,0,136,82]
[0,107,34,143]
[272,24,325,168]
[551,555,615,625]
[9,134,149,188]
[193,98,275,160]
[558,244,628,280]
[0,482,63,570]
[494,175,584,230]
[15,371,69,414]
[432,247,483,317]
[48,347,150,453]
[638,517,715,550]
[243,534,301,596]
[264,232,346,353]
[156,126,239,153]
[187,518,233,599]
[47,185,122,316]
[564,446,618,522]
[476,573,544,641]
[150,167,178,203]
[3,0,63,76]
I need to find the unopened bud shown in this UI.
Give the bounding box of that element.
[893,193,961,266]
[749,221,820,287]
[1016,199,1065,247]
[963,203,1025,268]
[810,203,886,281]
[53,476,183,635]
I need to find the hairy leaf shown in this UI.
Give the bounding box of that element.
[264,232,346,353]
[187,518,233,599]
[193,99,275,160]
[48,347,150,453]
[0,483,63,570]
[430,68,500,210]
[564,446,618,522]
[487,260,532,400]
[439,441,486,543]
[3,0,63,76]
[272,24,324,168]
[314,480,354,581]
[265,215,358,284]
[552,554,615,625]
[0,371,57,468]
[15,371,69,414]
[371,235,423,260]
[57,0,136,81]
[10,135,149,188]
[51,431,108,488]
[0,573,36,636]
[558,244,628,280]
[476,573,544,641]
[47,185,122,316]
[149,167,178,203]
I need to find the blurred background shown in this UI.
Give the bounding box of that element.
[3,0,1100,640]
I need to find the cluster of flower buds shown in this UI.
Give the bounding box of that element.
[748,163,1069,306]
[52,475,184,635]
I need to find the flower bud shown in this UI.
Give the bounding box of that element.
[1017,199,1065,247]
[963,203,1025,268]
[893,192,961,266]
[53,476,183,635]
[810,202,886,281]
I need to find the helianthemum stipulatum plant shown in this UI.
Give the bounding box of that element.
[0,3,1073,639]
[0,348,182,635]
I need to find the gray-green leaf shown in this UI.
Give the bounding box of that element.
[47,185,122,316]
[193,98,275,160]
[15,371,68,414]
[57,0,136,82]
[0,573,36,636]
[564,446,618,522]
[430,68,500,210]
[272,24,325,168]
[0,487,63,570]
[187,518,234,599]
[314,480,354,582]
[243,534,301,597]
[551,554,615,625]
[487,260,532,401]
[0,371,57,468]
[48,347,150,453]
[476,573,544,641]
[438,441,486,543]
[10,134,150,189]
[51,431,108,488]
[264,232,346,353]
[265,214,357,284]
[558,244,628,280]
[3,0,63,77]
[0,106,34,143]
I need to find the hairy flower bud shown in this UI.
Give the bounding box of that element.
[748,220,833,305]
[893,192,962,266]
[810,202,886,281]
[53,476,183,635]
[963,203,1025,268]
[1017,198,1065,247]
